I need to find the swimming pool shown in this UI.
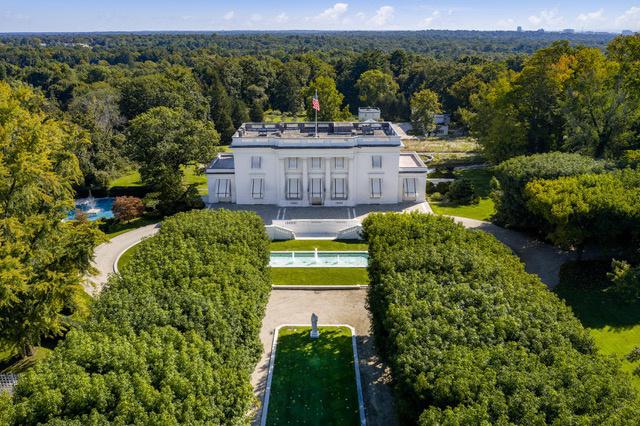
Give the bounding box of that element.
[67,197,114,221]
[270,250,368,268]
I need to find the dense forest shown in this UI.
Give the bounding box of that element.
[0,30,629,197]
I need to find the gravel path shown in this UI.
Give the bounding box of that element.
[251,288,397,426]
[86,223,160,294]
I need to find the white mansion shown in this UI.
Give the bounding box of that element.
[205,121,428,207]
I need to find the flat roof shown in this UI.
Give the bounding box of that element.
[235,121,397,139]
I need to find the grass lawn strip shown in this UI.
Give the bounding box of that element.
[270,239,368,251]
[554,260,640,393]
[429,168,495,221]
[115,241,144,272]
[270,267,368,286]
[264,326,363,426]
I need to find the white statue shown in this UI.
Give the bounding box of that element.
[310,313,320,339]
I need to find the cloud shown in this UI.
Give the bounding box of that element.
[528,8,564,28]
[249,13,262,22]
[275,12,289,24]
[497,18,515,29]
[615,6,640,29]
[577,9,604,24]
[223,10,234,20]
[423,10,441,26]
[312,3,349,22]
[370,6,394,26]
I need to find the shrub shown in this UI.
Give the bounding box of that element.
[434,181,451,194]
[112,195,145,222]
[492,152,604,229]
[9,210,271,424]
[609,259,640,302]
[429,192,443,201]
[446,177,478,205]
[362,212,638,424]
[525,169,640,251]
[620,150,640,169]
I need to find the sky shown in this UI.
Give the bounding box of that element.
[1,1,639,33]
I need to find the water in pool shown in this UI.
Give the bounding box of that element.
[67,196,114,221]
[270,250,368,267]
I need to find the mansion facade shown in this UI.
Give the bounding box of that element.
[205,121,428,207]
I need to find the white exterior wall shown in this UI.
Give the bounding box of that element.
[206,124,427,207]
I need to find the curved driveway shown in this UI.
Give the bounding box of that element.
[86,223,160,295]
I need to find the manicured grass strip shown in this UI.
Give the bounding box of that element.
[109,164,208,194]
[102,217,159,239]
[267,326,360,426]
[270,267,368,286]
[270,239,368,251]
[116,242,143,272]
[555,260,640,393]
[429,168,495,221]
[430,198,494,221]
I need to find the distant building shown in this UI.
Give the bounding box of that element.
[358,107,381,121]
[433,114,450,136]
[537,28,545,32]
[517,26,523,32]
[206,121,428,207]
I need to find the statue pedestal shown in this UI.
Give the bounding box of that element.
[310,329,320,339]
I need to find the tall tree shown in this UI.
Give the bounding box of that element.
[126,107,219,212]
[410,88,442,135]
[356,69,400,118]
[0,81,104,357]
[302,76,349,121]
[562,48,636,158]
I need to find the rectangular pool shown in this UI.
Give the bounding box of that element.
[270,251,368,268]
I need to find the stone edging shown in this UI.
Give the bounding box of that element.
[259,323,367,426]
[112,240,144,275]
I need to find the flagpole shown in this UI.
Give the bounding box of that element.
[314,89,318,138]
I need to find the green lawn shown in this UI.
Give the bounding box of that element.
[116,242,143,271]
[267,326,360,426]
[271,267,368,286]
[109,164,208,194]
[554,260,640,392]
[429,168,495,221]
[270,239,368,251]
[1,346,52,374]
[101,217,158,239]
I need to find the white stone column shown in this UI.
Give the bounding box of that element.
[279,157,286,205]
[325,157,332,204]
[302,157,308,205]
[348,155,356,206]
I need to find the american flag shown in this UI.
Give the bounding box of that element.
[312,90,320,112]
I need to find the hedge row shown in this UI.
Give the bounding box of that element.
[363,212,639,424]
[7,210,271,425]
[526,168,640,251]
[491,152,605,229]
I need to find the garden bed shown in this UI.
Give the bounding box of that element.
[270,267,368,286]
[263,326,363,426]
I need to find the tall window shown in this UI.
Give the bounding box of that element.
[371,155,382,169]
[251,178,264,199]
[311,157,322,169]
[331,178,347,200]
[287,158,298,170]
[251,156,262,169]
[403,178,417,200]
[310,178,323,199]
[333,157,345,169]
[216,179,232,201]
[370,178,382,199]
[286,178,301,199]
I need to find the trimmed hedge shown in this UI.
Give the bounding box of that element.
[8,210,271,424]
[525,169,640,251]
[363,212,639,424]
[492,152,604,229]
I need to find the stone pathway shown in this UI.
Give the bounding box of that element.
[86,223,160,294]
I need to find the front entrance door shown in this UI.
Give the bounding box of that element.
[310,178,323,205]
